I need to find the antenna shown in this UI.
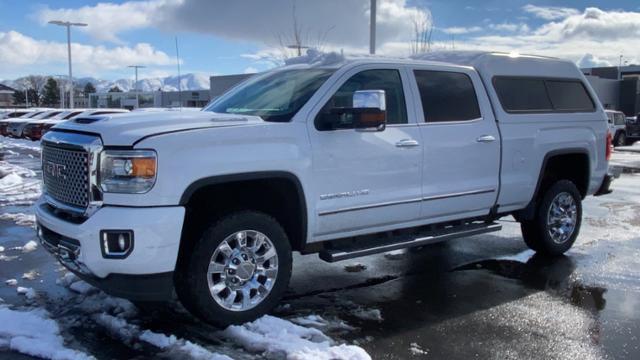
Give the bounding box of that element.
[175,36,182,111]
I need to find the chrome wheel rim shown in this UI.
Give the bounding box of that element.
[547,192,577,244]
[207,230,278,311]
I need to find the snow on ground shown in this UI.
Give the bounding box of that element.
[10,240,38,253]
[0,306,93,360]
[0,163,41,206]
[0,138,41,153]
[16,287,36,299]
[222,315,371,360]
[351,308,383,322]
[0,212,35,226]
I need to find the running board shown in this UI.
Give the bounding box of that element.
[319,222,502,263]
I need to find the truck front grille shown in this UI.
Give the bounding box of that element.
[42,144,90,209]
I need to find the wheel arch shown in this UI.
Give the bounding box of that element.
[178,171,308,254]
[514,148,590,221]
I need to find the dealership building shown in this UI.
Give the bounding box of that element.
[583,65,640,116]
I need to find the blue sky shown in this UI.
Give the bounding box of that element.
[0,0,639,80]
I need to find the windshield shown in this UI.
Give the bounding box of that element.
[205,69,334,122]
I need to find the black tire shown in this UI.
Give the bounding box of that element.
[175,211,292,327]
[614,132,626,147]
[520,180,582,256]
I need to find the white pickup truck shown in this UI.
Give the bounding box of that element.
[36,51,614,327]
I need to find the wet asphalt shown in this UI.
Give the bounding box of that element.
[1,137,639,359]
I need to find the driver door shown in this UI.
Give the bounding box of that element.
[307,66,423,239]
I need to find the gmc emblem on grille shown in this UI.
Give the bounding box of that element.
[44,161,67,180]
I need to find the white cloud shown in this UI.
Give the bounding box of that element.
[0,30,175,77]
[578,53,612,68]
[427,7,640,67]
[37,0,430,49]
[441,26,482,35]
[489,22,530,33]
[243,66,258,74]
[36,0,183,43]
[523,4,580,20]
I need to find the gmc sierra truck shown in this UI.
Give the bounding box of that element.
[36,51,615,327]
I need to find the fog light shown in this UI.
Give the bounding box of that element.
[100,230,134,259]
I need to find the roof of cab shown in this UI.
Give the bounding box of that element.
[281,50,582,79]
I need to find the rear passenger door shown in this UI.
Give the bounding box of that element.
[409,67,500,220]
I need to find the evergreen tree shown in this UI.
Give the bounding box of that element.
[28,88,41,106]
[84,82,96,94]
[108,86,123,93]
[12,90,25,105]
[41,78,60,106]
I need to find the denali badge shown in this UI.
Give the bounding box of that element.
[320,189,370,200]
[44,161,67,180]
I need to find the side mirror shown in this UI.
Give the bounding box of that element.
[351,90,387,131]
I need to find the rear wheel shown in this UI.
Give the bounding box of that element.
[520,180,582,256]
[175,211,292,327]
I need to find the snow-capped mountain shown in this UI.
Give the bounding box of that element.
[1,73,210,93]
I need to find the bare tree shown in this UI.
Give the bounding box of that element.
[272,0,334,60]
[25,75,47,93]
[410,12,434,55]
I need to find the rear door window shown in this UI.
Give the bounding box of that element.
[414,70,481,122]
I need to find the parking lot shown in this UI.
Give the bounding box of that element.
[0,136,638,359]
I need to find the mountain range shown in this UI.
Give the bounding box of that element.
[0,73,210,93]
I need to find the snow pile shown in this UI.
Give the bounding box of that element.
[5,279,17,286]
[17,287,36,299]
[139,330,232,360]
[69,281,96,295]
[352,308,383,322]
[222,315,371,360]
[409,342,428,356]
[19,240,38,253]
[0,173,23,187]
[0,306,93,360]
[22,270,39,280]
[0,138,42,153]
[0,213,36,226]
[384,249,406,260]
[0,162,41,206]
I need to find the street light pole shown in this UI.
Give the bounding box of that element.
[370,0,377,55]
[49,20,88,109]
[128,65,146,108]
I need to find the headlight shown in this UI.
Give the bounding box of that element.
[99,150,157,193]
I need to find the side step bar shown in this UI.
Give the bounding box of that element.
[319,222,502,263]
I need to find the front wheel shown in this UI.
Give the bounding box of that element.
[521,180,582,256]
[176,211,292,327]
[615,132,626,147]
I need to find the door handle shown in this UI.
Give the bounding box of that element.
[476,135,496,143]
[395,139,420,148]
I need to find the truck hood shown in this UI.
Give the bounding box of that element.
[52,111,265,146]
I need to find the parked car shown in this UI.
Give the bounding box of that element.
[7,110,63,138]
[626,114,640,146]
[0,109,37,119]
[23,109,130,140]
[0,109,53,136]
[605,110,628,147]
[36,51,613,327]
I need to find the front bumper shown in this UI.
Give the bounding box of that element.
[35,198,185,300]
